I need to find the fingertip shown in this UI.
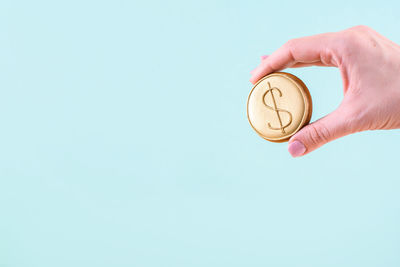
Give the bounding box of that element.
[261,55,269,60]
[250,69,261,84]
[250,74,261,84]
[288,140,306,157]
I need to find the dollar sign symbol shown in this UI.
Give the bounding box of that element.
[263,82,293,134]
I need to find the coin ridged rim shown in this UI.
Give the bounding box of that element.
[247,72,313,142]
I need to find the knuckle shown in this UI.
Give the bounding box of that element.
[284,38,299,50]
[342,25,374,44]
[350,25,372,32]
[335,30,367,55]
[336,25,375,55]
[306,122,331,145]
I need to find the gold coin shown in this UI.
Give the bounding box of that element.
[247,72,312,142]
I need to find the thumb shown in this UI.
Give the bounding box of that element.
[287,107,352,157]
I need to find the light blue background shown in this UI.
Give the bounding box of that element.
[0,0,399,266]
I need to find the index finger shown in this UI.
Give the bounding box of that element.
[250,32,338,84]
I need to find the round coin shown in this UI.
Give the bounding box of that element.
[247,72,312,142]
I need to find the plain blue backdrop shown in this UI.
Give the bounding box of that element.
[0,0,399,266]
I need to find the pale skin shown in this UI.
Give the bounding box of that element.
[250,25,400,157]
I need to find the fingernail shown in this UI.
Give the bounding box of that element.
[261,55,268,60]
[288,140,306,157]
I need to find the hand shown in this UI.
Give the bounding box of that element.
[250,25,400,157]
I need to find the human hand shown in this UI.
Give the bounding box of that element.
[250,25,400,157]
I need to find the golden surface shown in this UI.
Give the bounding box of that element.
[247,72,312,142]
